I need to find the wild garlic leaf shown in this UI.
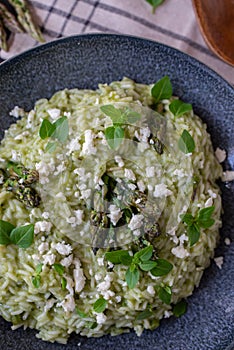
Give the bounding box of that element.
[178,129,195,153]
[100,105,122,124]
[52,116,69,143]
[0,219,15,245]
[10,224,34,249]
[39,119,55,139]
[197,206,215,228]
[136,309,153,320]
[169,99,192,117]
[105,250,132,265]
[32,275,41,288]
[151,76,173,103]
[134,245,153,262]
[145,0,165,13]
[188,224,200,246]
[93,297,107,313]
[172,299,187,317]
[104,126,124,150]
[158,285,172,305]
[125,266,140,289]
[150,259,173,276]
[53,263,65,276]
[139,260,157,271]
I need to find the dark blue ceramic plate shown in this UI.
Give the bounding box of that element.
[0,34,233,350]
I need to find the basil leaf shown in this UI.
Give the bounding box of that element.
[32,275,41,288]
[10,224,34,248]
[76,307,87,318]
[198,206,215,228]
[150,259,173,276]
[35,263,43,275]
[145,0,165,13]
[188,224,200,246]
[172,299,187,317]
[139,260,157,271]
[136,309,153,320]
[52,116,69,143]
[125,266,140,289]
[169,100,192,117]
[158,285,172,305]
[61,277,67,290]
[181,213,194,227]
[134,245,153,262]
[53,263,65,276]
[39,119,55,139]
[45,141,57,153]
[104,126,124,150]
[0,219,15,245]
[100,105,122,124]
[151,76,173,103]
[178,130,195,154]
[105,250,132,264]
[93,297,107,313]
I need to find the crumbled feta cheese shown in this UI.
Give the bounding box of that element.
[224,237,231,246]
[53,242,72,256]
[214,256,223,269]
[60,254,73,267]
[137,180,145,192]
[35,160,55,184]
[115,155,124,167]
[10,106,25,118]
[95,273,102,281]
[32,254,40,263]
[54,163,66,176]
[207,189,217,198]
[66,217,76,224]
[171,246,189,259]
[65,275,74,295]
[153,184,172,198]
[96,312,107,324]
[164,310,172,318]
[222,171,234,182]
[82,129,96,155]
[73,259,86,293]
[115,295,122,303]
[147,285,155,296]
[128,214,144,231]
[205,197,213,207]
[44,298,56,312]
[47,108,60,120]
[58,294,75,313]
[173,169,186,178]
[124,168,136,181]
[66,137,81,155]
[146,166,155,178]
[81,189,91,199]
[179,234,188,245]
[134,127,151,143]
[128,183,136,190]
[133,229,141,237]
[215,148,226,163]
[74,167,85,177]
[34,221,52,234]
[11,150,20,162]
[97,274,115,300]
[97,257,104,266]
[73,210,83,225]
[42,212,50,220]
[43,252,56,265]
[38,242,49,255]
[108,204,122,226]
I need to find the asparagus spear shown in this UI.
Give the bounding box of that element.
[0,3,23,33]
[8,0,45,43]
[0,18,8,51]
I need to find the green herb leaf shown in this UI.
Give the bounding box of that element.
[104,126,124,150]
[76,307,87,318]
[136,309,153,320]
[32,275,41,288]
[178,129,195,154]
[197,206,215,228]
[158,285,172,305]
[39,119,55,139]
[53,263,65,276]
[169,100,192,117]
[145,0,165,13]
[35,263,43,275]
[124,108,141,124]
[45,141,57,153]
[61,277,67,290]
[105,250,132,264]
[93,297,107,313]
[0,219,15,245]
[151,76,173,103]
[125,266,140,289]
[52,116,69,143]
[10,224,34,248]
[139,260,157,271]
[100,105,122,124]
[172,299,187,317]
[86,321,98,329]
[181,213,194,227]
[134,245,153,262]
[188,224,200,246]
[150,259,173,276]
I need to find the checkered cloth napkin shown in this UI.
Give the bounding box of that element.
[0,0,233,84]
